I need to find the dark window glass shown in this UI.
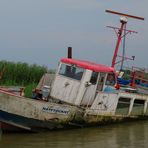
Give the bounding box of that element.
[59,64,84,81]
[105,73,116,86]
[90,72,98,85]
[116,97,131,115]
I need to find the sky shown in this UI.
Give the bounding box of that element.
[0,0,147,70]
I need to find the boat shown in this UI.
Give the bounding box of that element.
[0,10,148,133]
[117,67,148,94]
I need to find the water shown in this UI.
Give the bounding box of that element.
[0,121,148,148]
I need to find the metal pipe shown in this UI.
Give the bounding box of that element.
[68,47,72,59]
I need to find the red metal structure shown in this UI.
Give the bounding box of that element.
[106,10,144,68]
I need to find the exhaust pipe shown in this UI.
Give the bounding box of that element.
[67,47,72,59]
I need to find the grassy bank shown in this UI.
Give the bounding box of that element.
[0,60,54,97]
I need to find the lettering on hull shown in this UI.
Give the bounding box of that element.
[42,106,70,115]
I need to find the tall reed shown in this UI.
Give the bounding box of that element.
[0,60,48,86]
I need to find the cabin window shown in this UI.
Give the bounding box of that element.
[116,97,131,115]
[90,72,98,85]
[105,73,116,86]
[96,73,106,91]
[131,99,145,116]
[59,64,84,81]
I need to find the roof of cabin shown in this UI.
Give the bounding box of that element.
[61,58,115,73]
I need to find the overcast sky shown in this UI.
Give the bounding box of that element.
[0,0,147,70]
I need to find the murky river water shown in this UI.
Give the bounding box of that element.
[0,121,148,148]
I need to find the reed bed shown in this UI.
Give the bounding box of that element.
[0,60,51,97]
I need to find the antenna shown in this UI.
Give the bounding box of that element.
[106,10,144,20]
[106,10,144,68]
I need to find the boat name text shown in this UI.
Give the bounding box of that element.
[42,106,69,115]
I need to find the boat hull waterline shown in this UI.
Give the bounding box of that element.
[0,89,148,132]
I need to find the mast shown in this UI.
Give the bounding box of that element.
[106,10,144,68]
[111,17,127,68]
[120,24,126,71]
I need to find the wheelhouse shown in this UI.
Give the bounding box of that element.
[50,58,116,105]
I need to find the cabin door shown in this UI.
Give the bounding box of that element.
[81,72,106,106]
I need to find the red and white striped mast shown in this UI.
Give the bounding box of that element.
[105,10,144,68]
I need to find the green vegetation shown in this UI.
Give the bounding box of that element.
[122,69,131,80]
[0,60,48,85]
[25,83,38,98]
[122,69,148,82]
[0,60,54,97]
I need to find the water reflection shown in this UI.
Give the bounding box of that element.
[0,121,148,148]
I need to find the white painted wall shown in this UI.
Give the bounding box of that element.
[50,75,80,104]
